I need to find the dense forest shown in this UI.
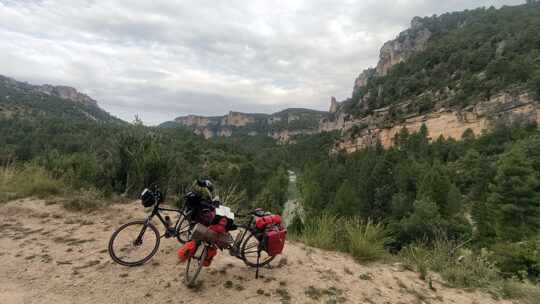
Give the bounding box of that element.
[292,122,540,282]
[343,2,540,123]
[0,78,289,214]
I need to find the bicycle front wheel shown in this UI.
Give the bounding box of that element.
[240,232,275,267]
[185,244,207,287]
[108,220,160,266]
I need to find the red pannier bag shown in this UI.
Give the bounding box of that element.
[264,228,287,256]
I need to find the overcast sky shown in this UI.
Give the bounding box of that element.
[0,0,524,125]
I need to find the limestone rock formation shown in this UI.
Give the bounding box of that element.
[353,17,431,93]
[175,115,212,127]
[35,85,98,107]
[329,96,341,113]
[331,92,539,153]
[221,111,255,127]
[268,116,282,124]
[170,109,324,144]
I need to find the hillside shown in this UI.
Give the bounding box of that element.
[0,75,123,123]
[156,5,540,150]
[0,198,518,304]
[321,3,540,151]
[159,108,325,144]
[0,75,289,213]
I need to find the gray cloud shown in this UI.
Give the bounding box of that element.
[0,0,524,125]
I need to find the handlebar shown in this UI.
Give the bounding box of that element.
[153,184,164,204]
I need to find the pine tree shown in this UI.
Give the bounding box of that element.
[488,149,540,241]
[331,179,360,216]
[417,160,460,218]
[402,196,444,240]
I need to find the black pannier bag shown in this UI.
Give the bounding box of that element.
[141,188,155,207]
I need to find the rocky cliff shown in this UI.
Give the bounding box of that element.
[174,115,213,128]
[331,92,539,153]
[0,75,122,123]
[173,111,257,138]
[0,75,99,108]
[353,17,431,93]
[35,85,98,107]
[167,109,325,141]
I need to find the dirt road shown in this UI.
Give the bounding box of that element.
[0,198,511,304]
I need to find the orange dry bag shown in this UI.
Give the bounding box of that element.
[203,246,218,267]
[178,241,197,260]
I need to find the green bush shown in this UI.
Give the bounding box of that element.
[302,210,342,250]
[0,163,62,202]
[288,214,304,235]
[490,236,540,281]
[344,217,393,262]
[400,241,432,280]
[440,248,499,288]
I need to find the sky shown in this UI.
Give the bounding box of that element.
[0,0,524,125]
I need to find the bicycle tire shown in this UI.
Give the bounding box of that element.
[108,220,160,266]
[184,244,207,287]
[240,232,275,267]
[175,216,192,244]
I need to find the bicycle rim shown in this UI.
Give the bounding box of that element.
[184,244,207,287]
[240,232,275,267]
[175,216,191,244]
[108,220,160,266]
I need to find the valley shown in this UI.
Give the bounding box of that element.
[1,2,539,303]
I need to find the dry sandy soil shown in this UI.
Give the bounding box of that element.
[0,198,517,304]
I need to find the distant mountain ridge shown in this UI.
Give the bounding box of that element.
[159,108,326,144]
[0,75,122,123]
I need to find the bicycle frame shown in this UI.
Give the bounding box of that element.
[142,202,187,239]
[228,215,260,257]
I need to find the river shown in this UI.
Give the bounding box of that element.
[281,170,304,227]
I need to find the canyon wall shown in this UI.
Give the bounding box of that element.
[171,109,324,141]
[331,92,539,153]
[353,17,431,93]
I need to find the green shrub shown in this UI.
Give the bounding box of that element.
[288,214,304,235]
[490,236,540,281]
[302,210,342,250]
[0,163,62,202]
[400,241,431,280]
[344,217,392,262]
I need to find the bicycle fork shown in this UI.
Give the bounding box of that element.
[134,220,149,246]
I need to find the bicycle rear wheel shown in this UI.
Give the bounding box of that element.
[240,232,275,267]
[108,220,160,266]
[184,244,207,287]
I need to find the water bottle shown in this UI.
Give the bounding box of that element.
[165,215,173,228]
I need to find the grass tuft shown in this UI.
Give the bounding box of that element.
[344,217,393,262]
[0,163,62,202]
[302,210,342,250]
